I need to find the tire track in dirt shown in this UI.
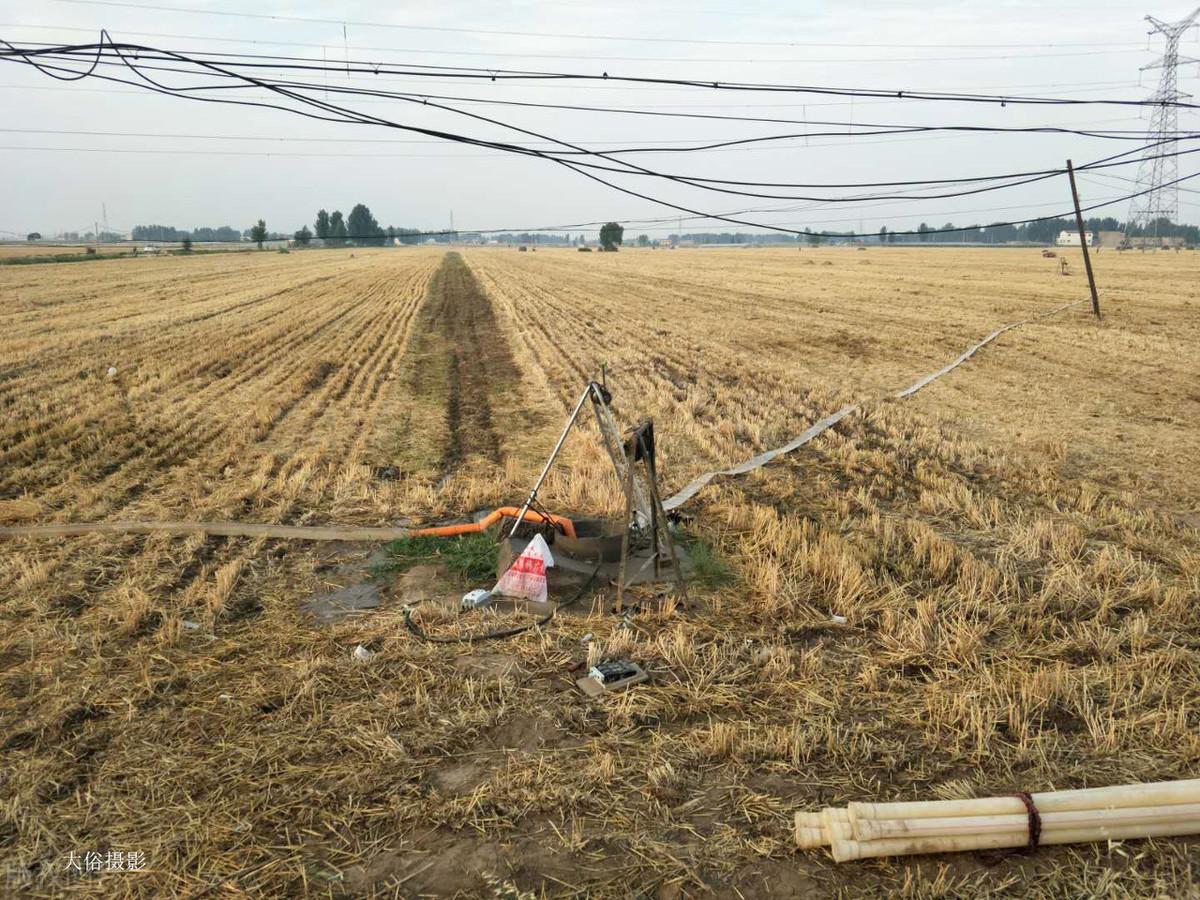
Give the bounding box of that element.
[396,252,520,480]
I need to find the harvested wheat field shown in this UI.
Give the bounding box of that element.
[2,245,1199,897]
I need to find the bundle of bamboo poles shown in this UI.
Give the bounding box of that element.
[796,779,1200,862]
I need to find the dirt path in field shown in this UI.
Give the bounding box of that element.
[393,252,520,479]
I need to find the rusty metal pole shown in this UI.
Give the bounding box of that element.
[507,383,594,538]
[615,458,636,613]
[1066,159,1102,319]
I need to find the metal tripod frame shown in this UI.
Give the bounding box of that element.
[508,381,690,612]
[615,422,690,613]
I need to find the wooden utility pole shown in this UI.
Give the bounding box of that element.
[1066,159,1102,319]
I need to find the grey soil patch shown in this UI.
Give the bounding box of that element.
[302,547,391,624]
[397,563,459,610]
[301,582,380,625]
[427,759,492,796]
[339,837,504,897]
[300,547,392,624]
[730,859,824,898]
[452,652,520,679]
[482,712,561,752]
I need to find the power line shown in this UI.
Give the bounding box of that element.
[1082,167,1200,196]
[4,133,1194,197]
[13,44,1191,204]
[33,170,1198,240]
[0,123,1173,148]
[0,46,1160,109]
[4,61,1177,147]
[9,39,1200,108]
[0,26,1152,64]
[5,32,1198,239]
[7,41,1190,192]
[4,34,1162,110]
[0,49,1190,243]
[0,94,1150,159]
[548,191,1137,233]
[1,55,1160,131]
[48,0,1147,50]
[13,176,1193,241]
[11,46,1200,180]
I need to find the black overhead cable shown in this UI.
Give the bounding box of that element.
[5,31,1155,104]
[495,189,1132,235]
[4,42,1195,208]
[3,33,1197,240]
[7,48,1180,143]
[11,45,1200,204]
[430,168,1200,238]
[59,166,1198,242]
[12,47,1183,147]
[25,173,1192,242]
[45,0,1147,49]
[0,32,1133,66]
[0,125,1156,147]
[40,45,1159,87]
[0,77,1155,113]
[175,82,1165,128]
[1083,169,1200,197]
[0,32,1153,65]
[6,38,1200,108]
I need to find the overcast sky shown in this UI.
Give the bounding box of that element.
[2,0,1198,238]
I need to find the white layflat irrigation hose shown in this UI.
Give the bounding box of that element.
[0,298,1088,543]
[0,521,415,542]
[662,297,1088,510]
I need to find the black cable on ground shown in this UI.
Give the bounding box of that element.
[402,561,603,645]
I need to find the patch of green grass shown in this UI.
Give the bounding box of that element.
[376,529,499,582]
[0,252,129,266]
[682,533,737,589]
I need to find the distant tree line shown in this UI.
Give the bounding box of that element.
[130,224,295,244]
[132,224,243,242]
[669,217,1198,246]
[673,232,793,245]
[489,232,573,245]
[1123,217,1200,242]
[890,216,1198,245]
[55,230,128,243]
[133,208,1198,252]
[304,204,427,247]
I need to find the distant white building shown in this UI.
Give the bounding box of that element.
[1056,230,1095,247]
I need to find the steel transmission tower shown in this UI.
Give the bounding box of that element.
[1126,6,1200,241]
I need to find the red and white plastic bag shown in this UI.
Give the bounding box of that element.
[493,534,555,603]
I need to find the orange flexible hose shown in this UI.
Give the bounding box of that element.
[407,506,576,539]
